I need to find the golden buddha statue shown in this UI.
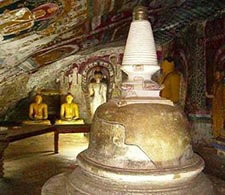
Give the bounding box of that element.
[23,94,51,125]
[206,69,225,138]
[159,57,181,104]
[55,93,84,125]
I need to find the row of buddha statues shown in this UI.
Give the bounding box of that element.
[22,56,225,139]
[23,93,84,125]
[23,70,108,125]
[23,57,182,126]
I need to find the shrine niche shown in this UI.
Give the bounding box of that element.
[81,60,114,120]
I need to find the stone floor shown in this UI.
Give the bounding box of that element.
[0,133,88,195]
[0,133,225,195]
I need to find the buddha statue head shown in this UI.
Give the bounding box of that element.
[214,69,224,82]
[93,70,103,83]
[161,57,175,75]
[35,94,43,104]
[65,93,73,104]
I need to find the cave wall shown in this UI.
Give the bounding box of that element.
[170,15,225,144]
[1,14,225,132]
[1,45,124,124]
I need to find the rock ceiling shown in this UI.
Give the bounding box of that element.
[0,0,224,85]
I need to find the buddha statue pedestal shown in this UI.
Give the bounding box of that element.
[22,119,51,125]
[54,118,84,125]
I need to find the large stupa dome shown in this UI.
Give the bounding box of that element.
[61,99,213,195]
[83,100,192,169]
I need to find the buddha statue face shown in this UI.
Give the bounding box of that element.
[35,95,42,104]
[161,59,175,74]
[94,72,103,82]
[66,94,73,103]
[214,70,224,82]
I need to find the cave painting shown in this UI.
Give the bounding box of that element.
[33,44,79,66]
[0,3,59,39]
[0,8,34,36]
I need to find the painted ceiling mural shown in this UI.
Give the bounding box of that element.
[0,0,224,85]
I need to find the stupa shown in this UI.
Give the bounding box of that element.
[42,6,214,195]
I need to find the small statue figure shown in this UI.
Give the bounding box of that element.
[158,57,181,104]
[110,54,122,98]
[55,93,84,125]
[23,94,51,125]
[88,70,107,119]
[109,54,122,84]
[206,69,225,138]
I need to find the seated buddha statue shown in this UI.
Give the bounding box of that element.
[23,94,51,125]
[55,93,84,125]
[158,57,181,104]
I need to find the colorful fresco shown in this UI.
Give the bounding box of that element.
[0,1,63,40]
[0,0,224,85]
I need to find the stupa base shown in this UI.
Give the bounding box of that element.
[42,168,215,195]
